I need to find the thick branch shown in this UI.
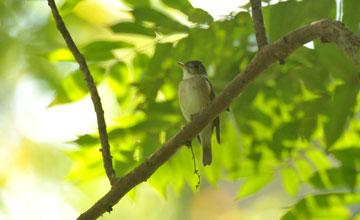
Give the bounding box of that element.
[77,19,360,220]
[250,0,268,49]
[47,0,117,184]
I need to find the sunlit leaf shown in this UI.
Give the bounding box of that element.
[81,40,134,61]
[74,134,99,147]
[48,48,75,62]
[50,65,105,106]
[324,84,359,148]
[281,167,300,196]
[110,22,156,37]
[122,0,150,7]
[131,7,189,34]
[162,0,193,15]
[135,43,173,101]
[294,158,314,182]
[188,8,213,25]
[281,193,360,220]
[236,172,274,199]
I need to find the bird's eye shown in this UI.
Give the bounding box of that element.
[193,64,199,69]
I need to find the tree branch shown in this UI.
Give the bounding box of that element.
[76,19,360,220]
[250,0,268,49]
[47,0,117,184]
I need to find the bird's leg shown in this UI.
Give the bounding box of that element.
[185,140,192,148]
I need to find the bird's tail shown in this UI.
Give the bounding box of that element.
[202,145,212,166]
[200,124,213,166]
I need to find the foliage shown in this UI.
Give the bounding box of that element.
[10,0,360,219]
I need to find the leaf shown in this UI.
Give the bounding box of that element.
[281,167,300,196]
[309,167,359,190]
[343,0,360,34]
[81,40,134,61]
[48,48,75,62]
[332,147,360,168]
[108,62,130,103]
[121,0,150,7]
[306,149,331,171]
[264,0,336,42]
[324,84,359,148]
[316,43,358,82]
[270,121,300,157]
[60,0,82,14]
[110,22,156,37]
[294,159,314,181]
[74,134,99,147]
[135,43,173,101]
[131,7,189,34]
[236,172,274,199]
[140,132,160,161]
[281,193,360,220]
[162,0,193,15]
[50,65,105,106]
[295,98,328,140]
[188,8,214,25]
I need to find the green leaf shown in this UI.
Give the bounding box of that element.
[60,0,83,14]
[310,167,359,190]
[81,40,134,61]
[140,133,160,161]
[110,22,156,37]
[236,172,274,199]
[343,0,360,34]
[188,8,214,25]
[162,0,193,15]
[135,43,173,101]
[324,84,359,148]
[295,98,328,140]
[281,193,360,220]
[131,7,189,34]
[121,0,150,7]
[50,65,105,106]
[108,62,130,103]
[294,159,314,181]
[332,147,360,168]
[264,0,336,42]
[281,167,300,196]
[316,43,358,82]
[306,149,331,171]
[74,134,99,147]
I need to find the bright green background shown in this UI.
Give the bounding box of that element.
[1,0,360,219]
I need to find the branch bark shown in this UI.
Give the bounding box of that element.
[250,0,268,49]
[76,18,360,220]
[47,0,117,184]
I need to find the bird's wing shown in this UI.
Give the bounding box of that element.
[204,77,221,144]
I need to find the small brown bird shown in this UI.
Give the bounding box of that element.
[177,60,220,166]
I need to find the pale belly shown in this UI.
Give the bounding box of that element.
[178,77,211,122]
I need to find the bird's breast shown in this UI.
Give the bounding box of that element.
[178,76,211,121]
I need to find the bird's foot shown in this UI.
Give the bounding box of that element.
[190,113,200,121]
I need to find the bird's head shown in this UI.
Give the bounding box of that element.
[177,60,207,77]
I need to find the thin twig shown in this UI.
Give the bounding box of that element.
[250,0,286,64]
[47,0,117,184]
[75,19,360,220]
[250,0,268,49]
[188,144,201,189]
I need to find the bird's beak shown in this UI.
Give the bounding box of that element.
[177,61,186,69]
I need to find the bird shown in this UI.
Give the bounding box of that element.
[177,60,221,166]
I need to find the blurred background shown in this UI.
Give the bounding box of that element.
[1,0,360,219]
